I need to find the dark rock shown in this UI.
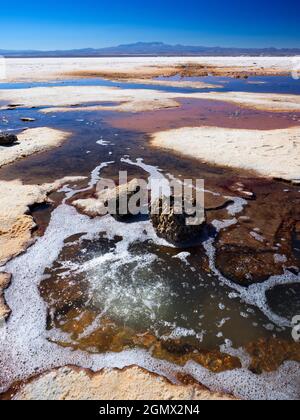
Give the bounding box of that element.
[7,104,22,109]
[150,195,206,245]
[215,247,285,286]
[0,132,18,146]
[20,117,36,122]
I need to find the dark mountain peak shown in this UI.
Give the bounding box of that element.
[1,42,300,57]
[119,42,166,47]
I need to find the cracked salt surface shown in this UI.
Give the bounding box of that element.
[1,157,300,399]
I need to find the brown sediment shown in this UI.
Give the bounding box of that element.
[215,183,300,285]
[39,239,299,372]
[0,273,11,320]
[246,338,300,374]
[165,63,289,78]
[1,365,237,400]
[64,66,181,80]
[152,339,241,372]
[30,202,54,238]
[49,309,300,376]
[43,301,300,376]
[46,309,241,374]
[65,62,289,81]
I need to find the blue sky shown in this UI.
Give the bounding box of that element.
[1,0,299,50]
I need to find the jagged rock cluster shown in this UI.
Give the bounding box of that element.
[73,180,206,245]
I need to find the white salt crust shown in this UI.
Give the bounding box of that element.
[1,157,300,400]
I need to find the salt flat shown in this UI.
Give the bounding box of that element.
[2,56,297,82]
[152,126,300,182]
[1,85,300,114]
[0,127,71,168]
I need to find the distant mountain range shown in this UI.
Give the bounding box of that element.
[1,42,300,57]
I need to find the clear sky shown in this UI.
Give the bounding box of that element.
[1,0,299,50]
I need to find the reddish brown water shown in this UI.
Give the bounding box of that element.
[108,98,300,133]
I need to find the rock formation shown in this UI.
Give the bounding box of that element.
[150,195,206,245]
[0,133,18,146]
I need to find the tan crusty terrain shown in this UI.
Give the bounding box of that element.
[0,127,71,168]
[0,177,85,265]
[151,126,300,183]
[10,366,236,400]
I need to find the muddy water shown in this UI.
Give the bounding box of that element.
[1,76,300,399]
[108,97,300,133]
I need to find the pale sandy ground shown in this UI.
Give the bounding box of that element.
[151,126,300,183]
[1,85,300,113]
[0,273,11,320]
[11,366,236,400]
[1,56,297,82]
[0,85,179,113]
[0,127,71,168]
[0,177,85,266]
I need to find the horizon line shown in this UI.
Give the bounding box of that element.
[1,41,300,53]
